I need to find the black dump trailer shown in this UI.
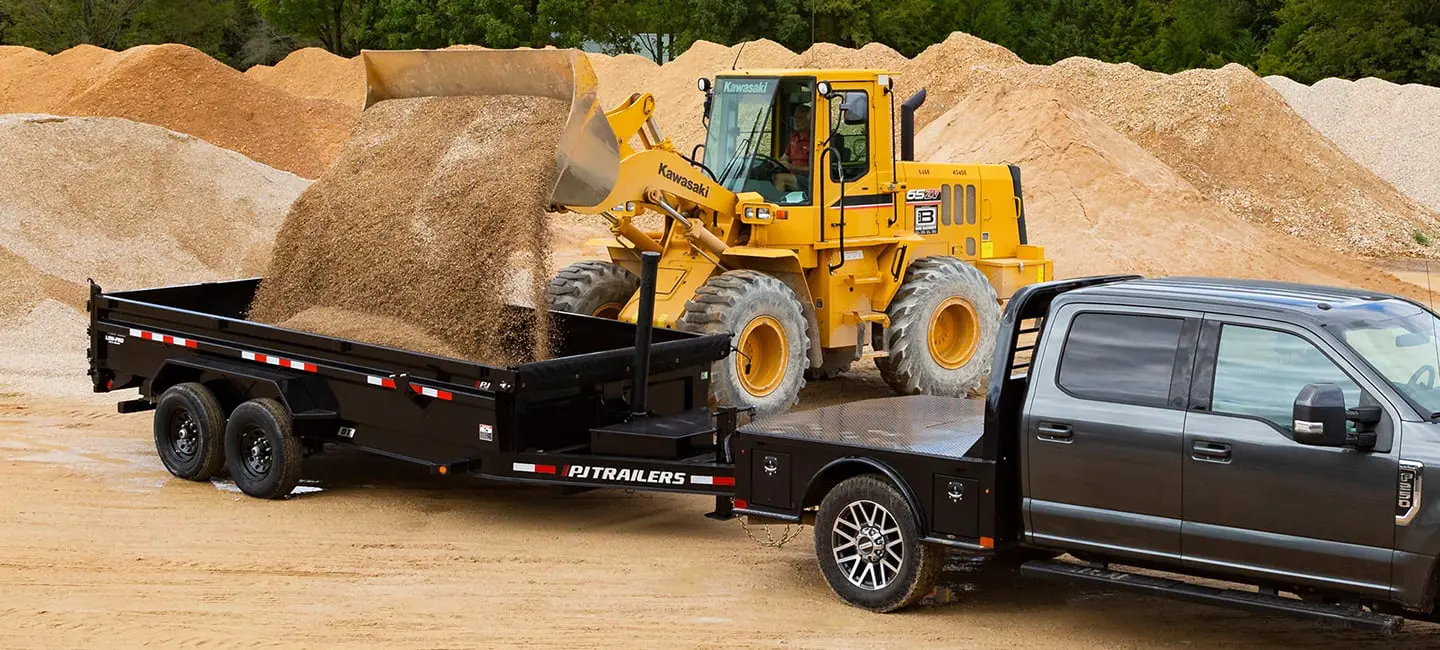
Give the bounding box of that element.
[86,254,741,504]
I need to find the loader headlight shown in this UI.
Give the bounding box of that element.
[738,203,776,225]
[744,207,755,219]
[757,207,771,220]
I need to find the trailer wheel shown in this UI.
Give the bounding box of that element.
[679,270,809,416]
[223,398,303,499]
[153,382,227,481]
[548,260,640,319]
[815,475,942,612]
[877,257,1000,397]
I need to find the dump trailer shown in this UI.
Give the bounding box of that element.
[88,269,1440,633]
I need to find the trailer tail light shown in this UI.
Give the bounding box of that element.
[438,465,448,476]
[734,498,747,509]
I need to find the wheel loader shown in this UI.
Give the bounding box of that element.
[362,48,1052,415]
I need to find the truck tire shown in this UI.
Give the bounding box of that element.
[815,475,943,612]
[153,382,227,481]
[223,398,303,499]
[876,257,1000,396]
[548,260,639,319]
[679,270,809,416]
[805,349,856,381]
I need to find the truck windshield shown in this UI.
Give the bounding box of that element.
[702,78,779,196]
[1337,308,1440,417]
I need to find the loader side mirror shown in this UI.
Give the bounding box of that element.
[840,92,867,126]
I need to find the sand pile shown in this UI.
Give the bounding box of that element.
[1267,75,1440,216]
[897,33,1028,125]
[244,47,366,108]
[0,114,310,319]
[250,95,566,365]
[643,39,799,150]
[965,58,1440,258]
[0,44,121,114]
[0,44,355,177]
[917,87,1427,302]
[278,307,464,358]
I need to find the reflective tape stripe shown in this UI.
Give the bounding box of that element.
[512,462,556,475]
[128,328,197,349]
[689,475,735,486]
[410,384,453,401]
[366,376,397,389]
[240,350,316,373]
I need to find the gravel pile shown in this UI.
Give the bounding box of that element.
[1266,75,1440,217]
[0,114,310,319]
[250,95,566,366]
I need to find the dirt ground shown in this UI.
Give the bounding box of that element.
[2,388,1438,649]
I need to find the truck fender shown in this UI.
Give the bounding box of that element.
[803,456,927,532]
[148,357,338,426]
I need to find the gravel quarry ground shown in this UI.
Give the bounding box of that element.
[4,391,1440,649]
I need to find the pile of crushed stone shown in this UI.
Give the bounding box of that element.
[250,95,567,366]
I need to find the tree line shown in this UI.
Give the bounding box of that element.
[1,0,1436,85]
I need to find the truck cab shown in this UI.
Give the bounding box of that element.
[734,275,1440,629]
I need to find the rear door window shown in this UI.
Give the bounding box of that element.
[1058,313,1185,407]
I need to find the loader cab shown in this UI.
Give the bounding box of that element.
[701,76,816,206]
[700,70,894,242]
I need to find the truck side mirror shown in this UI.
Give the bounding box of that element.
[1293,383,1348,447]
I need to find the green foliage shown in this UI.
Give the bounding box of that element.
[0,0,1435,85]
[0,0,235,55]
[1417,231,1433,247]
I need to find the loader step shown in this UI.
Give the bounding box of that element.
[1019,559,1402,634]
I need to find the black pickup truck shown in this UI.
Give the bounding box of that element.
[733,275,1440,631]
[87,269,1440,632]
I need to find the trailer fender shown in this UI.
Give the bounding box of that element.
[803,457,927,532]
[149,357,338,426]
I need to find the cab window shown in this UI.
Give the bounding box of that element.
[1211,325,1362,431]
[1057,312,1184,408]
[827,90,869,183]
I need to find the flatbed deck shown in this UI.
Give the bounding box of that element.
[741,396,985,460]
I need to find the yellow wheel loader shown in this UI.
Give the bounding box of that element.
[362,49,1052,415]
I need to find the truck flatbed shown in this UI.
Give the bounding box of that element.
[742,396,985,460]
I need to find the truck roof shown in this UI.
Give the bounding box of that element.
[1065,276,1427,328]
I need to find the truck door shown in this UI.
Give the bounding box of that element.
[1023,304,1200,561]
[1181,316,1398,596]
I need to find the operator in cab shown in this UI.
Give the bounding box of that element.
[776,103,811,198]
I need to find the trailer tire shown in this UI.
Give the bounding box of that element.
[548,260,639,319]
[223,398,303,499]
[876,257,999,397]
[153,382,227,481]
[815,475,942,612]
[679,270,809,416]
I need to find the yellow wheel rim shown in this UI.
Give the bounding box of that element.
[592,302,624,319]
[735,315,787,397]
[928,297,979,369]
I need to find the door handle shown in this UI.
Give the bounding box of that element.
[1191,440,1232,463]
[1037,423,1074,443]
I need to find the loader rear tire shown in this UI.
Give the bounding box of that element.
[679,270,808,416]
[876,257,999,397]
[548,261,639,319]
[154,382,227,482]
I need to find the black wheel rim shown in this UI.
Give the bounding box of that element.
[166,409,199,461]
[239,425,273,480]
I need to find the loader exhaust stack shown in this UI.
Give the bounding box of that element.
[360,48,621,208]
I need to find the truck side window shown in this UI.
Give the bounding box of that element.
[1211,325,1362,431]
[1058,313,1183,407]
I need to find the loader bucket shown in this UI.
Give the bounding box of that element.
[360,48,620,208]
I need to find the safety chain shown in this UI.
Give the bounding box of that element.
[738,517,805,548]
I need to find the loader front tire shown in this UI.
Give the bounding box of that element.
[876,257,1000,397]
[680,270,808,416]
[548,261,639,319]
